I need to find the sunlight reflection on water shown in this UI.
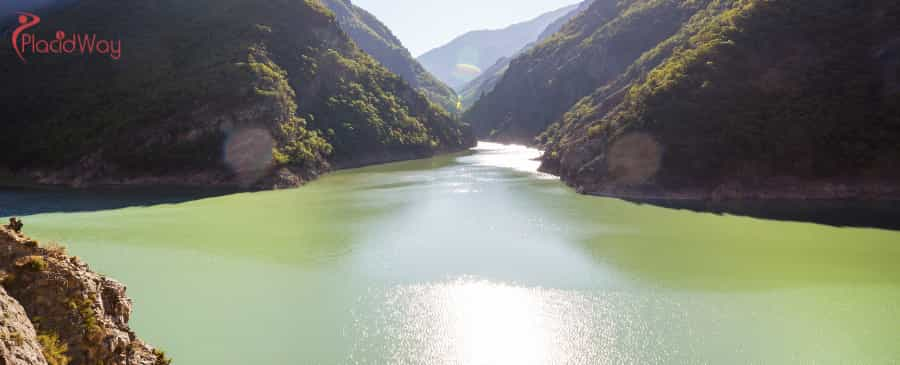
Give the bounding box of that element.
[463,142,557,179]
[351,278,623,365]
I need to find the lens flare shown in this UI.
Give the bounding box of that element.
[606,132,661,185]
[453,63,482,79]
[223,128,275,187]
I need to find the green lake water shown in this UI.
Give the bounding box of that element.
[8,143,900,364]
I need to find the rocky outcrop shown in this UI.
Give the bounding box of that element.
[1,287,48,365]
[0,221,168,365]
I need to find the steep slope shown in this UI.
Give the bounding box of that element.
[319,0,459,114]
[542,0,900,199]
[534,0,593,43]
[1,222,168,365]
[458,0,593,109]
[417,4,578,90]
[465,0,725,142]
[467,0,900,199]
[0,0,473,189]
[457,56,511,110]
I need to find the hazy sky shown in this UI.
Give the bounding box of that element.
[352,0,580,57]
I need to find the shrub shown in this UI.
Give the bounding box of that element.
[153,348,173,365]
[37,333,70,365]
[64,297,103,341]
[587,124,606,139]
[15,256,48,272]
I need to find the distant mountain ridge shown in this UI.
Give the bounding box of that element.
[417,3,579,90]
[319,0,459,114]
[458,0,593,109]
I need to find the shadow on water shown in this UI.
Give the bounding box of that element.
[621,198,900,231]
[518,180,900,292]
[0,151,475,218]
[0,186,239,217]
[337,150,475,175]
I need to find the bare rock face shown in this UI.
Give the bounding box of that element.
[0,223,168,365]
[0,287,48,365]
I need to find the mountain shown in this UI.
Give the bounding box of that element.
[533,0,592,43]
[417,3,579,90]
[457,56,511,110]
[319,0,459,114]
[466,0,719,142]
[0,0,474,189]
[458,0,593,110]
[466,0,900,199]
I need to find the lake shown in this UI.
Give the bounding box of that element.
[5,142,900,364]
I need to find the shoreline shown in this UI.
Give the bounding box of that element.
[476,138,900,203]
[0,145,476,192]
[572,180,900,202]
[4,142,900,205]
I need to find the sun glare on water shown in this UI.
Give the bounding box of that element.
[467,142,556,179]
[352,279,615,365]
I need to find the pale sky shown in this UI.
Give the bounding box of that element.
[352,0,581,57]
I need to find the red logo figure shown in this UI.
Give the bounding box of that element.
[12,12,41,63]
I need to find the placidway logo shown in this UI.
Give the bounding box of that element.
[12,12,122,63]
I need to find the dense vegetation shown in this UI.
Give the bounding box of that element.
[417,4,577,90]
[468,0,900,197]
[319,0,460,114]
[0,0,474,188]
[465,0,715,141]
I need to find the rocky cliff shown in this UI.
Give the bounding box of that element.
[0,220,168,365]
[1,286,47,365]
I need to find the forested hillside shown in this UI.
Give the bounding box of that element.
[465,0,722,141]
[320,0,460,114]
[0,0,474,189]
[467,0,900,199]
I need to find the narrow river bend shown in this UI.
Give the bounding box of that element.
[9,143,900,364]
